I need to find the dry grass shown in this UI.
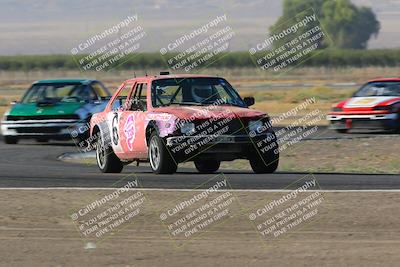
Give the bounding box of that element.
[1,190,399,266]
[240,87,353,125]
[0,106,9,116]
[0,67,396,121]
[181,136,400,174]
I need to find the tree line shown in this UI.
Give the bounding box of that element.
[0,49,399,71]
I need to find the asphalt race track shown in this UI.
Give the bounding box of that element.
[0,127,399,190]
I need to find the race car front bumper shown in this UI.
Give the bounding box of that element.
[327,113,399,130]
[165,132,277,162]
[0,119,88,140]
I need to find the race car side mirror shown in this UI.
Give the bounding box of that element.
[244,97,255,107]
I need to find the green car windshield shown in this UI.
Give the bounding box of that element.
[21,83,98,104]
[151,77,246,107]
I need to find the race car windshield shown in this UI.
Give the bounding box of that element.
[354,82,400,97]
[21,83,98,104]
[151,78,247,107]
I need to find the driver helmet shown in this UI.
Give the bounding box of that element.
[191,85,212,102]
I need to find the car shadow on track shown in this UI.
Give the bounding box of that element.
[120,167,398,176]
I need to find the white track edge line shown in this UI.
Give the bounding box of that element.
[0,187,400,192]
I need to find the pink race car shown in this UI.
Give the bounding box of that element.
[90,73,279,174]
[327,78,400,133]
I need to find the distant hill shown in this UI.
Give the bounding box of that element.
[0,0,399,55]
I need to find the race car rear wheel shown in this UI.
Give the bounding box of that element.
[396,112,400,133]
[4,136,18,144]
[149,132,177,174]
[96,136,123,173]
[194,160,220,174]
[249,149,279,174]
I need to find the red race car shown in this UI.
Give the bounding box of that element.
[89,73,279,174]
[327,78,400,133]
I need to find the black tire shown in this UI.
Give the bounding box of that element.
[249,147,279,174]
[4,136,18,144]
[194,160,220,174]
[96,135,123,173]
[395,113,400,133]
[336,129,348,134]
[148,132,177,174]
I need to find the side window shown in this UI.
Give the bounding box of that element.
[132,83,142,99]
[139,83,148,111]
[111,83,134,111]
[130,83,147,111]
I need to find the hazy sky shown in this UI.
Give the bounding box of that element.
[0,0,399,55]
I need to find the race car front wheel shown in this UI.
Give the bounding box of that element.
[194,160,220,174]
[96,136,123,173]
[149,132,177,174]
[249,148,279,174]
[4,136,18,144]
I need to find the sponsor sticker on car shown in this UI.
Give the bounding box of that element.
[353,98,377,105]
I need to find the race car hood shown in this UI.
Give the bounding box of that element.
[152,105,266,120]
[343,96,400,108]
[7,102,84,117]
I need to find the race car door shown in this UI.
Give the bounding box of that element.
[108,81,135,156]
[117,82,148,160]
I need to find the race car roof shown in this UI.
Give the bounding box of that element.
[124,74,222,83]
[33,78,98,85]
[368,78,400,83]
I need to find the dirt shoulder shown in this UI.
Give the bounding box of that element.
[0,189,399,267]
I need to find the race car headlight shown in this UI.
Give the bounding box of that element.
[249,120,263,132]
[180,122,195,134]
[332,107,342,112]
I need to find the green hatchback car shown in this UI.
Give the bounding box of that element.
[1,79,111,144]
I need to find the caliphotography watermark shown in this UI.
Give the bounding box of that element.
[159,14,235,72]
[248,175,325,241]
[70,177,147,241]
[166,101,237,163]
[249,9,328,72]
[71,13,146,72]
[248,97,325,159]
[159,174,239,246]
